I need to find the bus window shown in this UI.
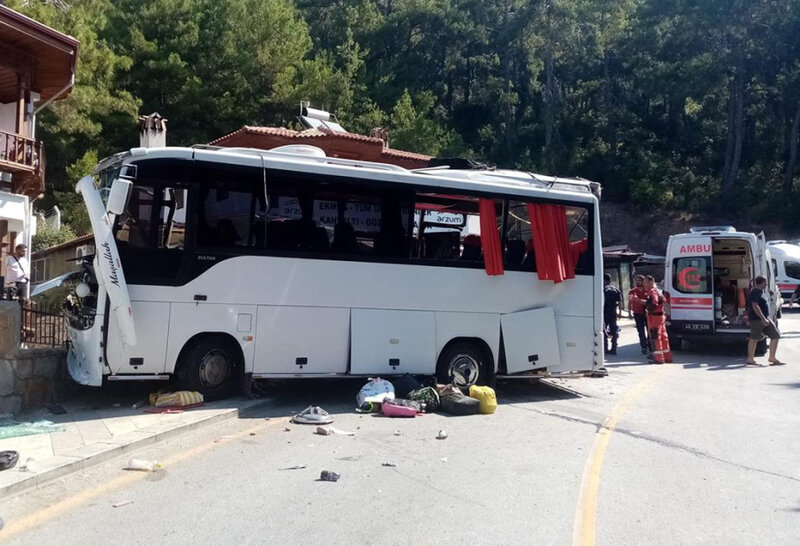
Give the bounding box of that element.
[116,186,155,248]
[565,205,592,275]
[198,187,255,248]
[505,200,535,271]
[412,193,486,266]
[158,188,186,249]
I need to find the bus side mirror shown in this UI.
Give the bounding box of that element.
[107,178,132,216]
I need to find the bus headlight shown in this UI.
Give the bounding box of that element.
[76,282,91,298]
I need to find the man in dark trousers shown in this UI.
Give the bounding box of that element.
[628,274,650,354]
[603,273,623,355]
[746,276,784,366]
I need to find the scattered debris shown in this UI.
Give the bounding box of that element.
[393,430,401,436]
[249,432,256,436]
[440,457,448,463]
[315,426,355,436]
[0,418,65,440]
[284,427,291,432]
[47,404,67,415]
[153,391,204,408]
[381,462,398,467]
[436,429,448,440]
[468,385,498,414]
[0,450,19,471]
[112,500,134,508]
[319,470,340,482]
[356,378,395,411]
[292,406,333,425]
[125,458,161,472]
[281,464,307,471]
[382,398,423,417]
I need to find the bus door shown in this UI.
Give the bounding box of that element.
[669,236,714,335]
[500,307,561,373]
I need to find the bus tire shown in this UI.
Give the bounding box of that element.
[436,340,492,389]
[176,335,241,401]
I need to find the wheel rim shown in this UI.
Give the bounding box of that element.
[448,353,480,387]
[199,349,230,388]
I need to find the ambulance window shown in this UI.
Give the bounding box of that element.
[673,257,711,294]
[785,261,800,280]
[771,259,777,278]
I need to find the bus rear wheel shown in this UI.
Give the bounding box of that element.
[436,341,491,389]
[176,335,241,401]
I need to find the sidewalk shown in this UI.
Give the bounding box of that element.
[0,387,277,498]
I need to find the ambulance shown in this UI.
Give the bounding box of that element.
[766,241,800,301]
[664,227,781,347]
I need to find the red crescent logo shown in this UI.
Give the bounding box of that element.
[678,267,702,290]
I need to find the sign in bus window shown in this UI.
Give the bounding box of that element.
[673,257,710,294]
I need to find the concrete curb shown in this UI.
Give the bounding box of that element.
[0,395,279,499]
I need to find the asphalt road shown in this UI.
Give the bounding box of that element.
[2,312,799,545]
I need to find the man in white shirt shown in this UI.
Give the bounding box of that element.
[5,244,30,299]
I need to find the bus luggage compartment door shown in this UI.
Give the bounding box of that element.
[254,306,350,375]
[500,307,561,374]
[350,309,436,375]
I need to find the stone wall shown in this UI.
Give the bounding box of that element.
[0,349,67,414]
[0,301,68,414]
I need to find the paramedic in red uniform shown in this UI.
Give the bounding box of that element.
[644,275,672,364]
[628,274,650,354]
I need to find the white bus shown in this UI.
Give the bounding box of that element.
[63,145,603,399]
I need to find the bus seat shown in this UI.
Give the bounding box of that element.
[216,219,240,247]
[506,239,525,265]
[461,235,482,261]
[331,222,357,253]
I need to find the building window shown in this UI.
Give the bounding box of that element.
[32,258,46,283]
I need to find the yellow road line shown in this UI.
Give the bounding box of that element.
[2,417,286,541]
[572,366,667,546]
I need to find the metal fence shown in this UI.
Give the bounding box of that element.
[20,299,67,348]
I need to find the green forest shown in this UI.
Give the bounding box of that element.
[9,0,800,240]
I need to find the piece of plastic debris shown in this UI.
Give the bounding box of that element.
[281,464,307,471]
[316,426,356,436]
[381,462,398,467]
[319,470,340,482]
[249,432,256,436]
[112,500,134,508]
[393,430,401,436]
[125,458,161,472]
[292,406,333,425]
[21,458,37,473]
[436,429,448,440]
[284,427,291,432]
[440,457,448,463]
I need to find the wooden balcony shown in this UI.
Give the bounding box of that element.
[0,129,45,198]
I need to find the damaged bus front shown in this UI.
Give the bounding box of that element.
[65,165,137,386]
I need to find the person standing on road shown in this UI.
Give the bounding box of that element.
[603,273,623,355]
[628,274,650,354]
[5,243,30,299]
[644,275,672,364]
[746,276,784,366]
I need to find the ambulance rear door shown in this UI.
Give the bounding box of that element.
[668,236,714,336]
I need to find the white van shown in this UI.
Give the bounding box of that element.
[664,226,781,347]
[767,241,800,301]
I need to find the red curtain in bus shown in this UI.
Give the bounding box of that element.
[479,198,504,276]
[526,203,575,283]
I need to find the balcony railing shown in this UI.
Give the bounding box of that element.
[0,129,45,196]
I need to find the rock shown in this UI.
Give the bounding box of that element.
[14,359,33,379]
[0,395,22,415]
[34,357,60,378]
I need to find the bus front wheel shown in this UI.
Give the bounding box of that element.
[437,341,492,389]
[176,335,241,401]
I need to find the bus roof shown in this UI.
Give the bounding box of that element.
[94,145,601,204]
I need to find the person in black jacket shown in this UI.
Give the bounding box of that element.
[603,273,623,355]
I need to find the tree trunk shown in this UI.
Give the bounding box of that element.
[722,59,745,205]
[603,52,616,161]
[502,0,516,164]
[783,101,800,198]
[543,0,555,171]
